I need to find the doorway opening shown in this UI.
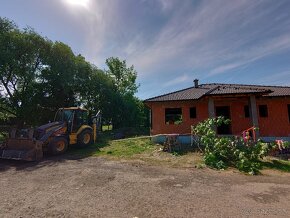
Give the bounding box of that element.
[215,106,231,134]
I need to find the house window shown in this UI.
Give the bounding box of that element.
[150,109,153,129]
[259,105,268,117]
[244,105,250,118]
[165,108,182,124]
[190,107,197,119]
[288,104,290,122]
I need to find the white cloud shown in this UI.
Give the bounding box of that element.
[209,34,290,76]
[162,74,190,87]
[209,63,243,76]
[59,0,290,97]
[125,0,285,77]
[260,70,290,85]
[157,0,175,13]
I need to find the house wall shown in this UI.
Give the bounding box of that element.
[256,97,290,137]
[148,97,290,137]
[213,98,252,135]
[149,100,208,135]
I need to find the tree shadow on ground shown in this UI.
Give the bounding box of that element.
[261,159,290,173]
[0,131,114,172]
[165,144,197,156]
[67,131,113,157]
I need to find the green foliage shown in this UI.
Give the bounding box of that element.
[0,100,15,122]
[0,18,50,124]
[102,57,147,128]
[0,132,5,142]
[261,159,290,172]
[192,117,272,175]
[0,17,147,129]
[69,135,155,158]
[105,57,139,96]
[100,138,154,157]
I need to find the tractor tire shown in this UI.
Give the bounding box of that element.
[77,129,93,148]
[49,137,68,155]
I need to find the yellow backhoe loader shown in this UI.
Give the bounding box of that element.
[0,107,101,161]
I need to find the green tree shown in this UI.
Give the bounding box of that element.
[105,57,139,96]
[0,17,93,125]
[80,67,117,120]
[104,57,149,128]
[0,17,148,131]
[0,17,50,125]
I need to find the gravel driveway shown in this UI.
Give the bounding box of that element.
[1,156,290,218]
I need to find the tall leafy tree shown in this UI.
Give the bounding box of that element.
[105,57,148,128]
[105,57,139,96]
[0,17,50,125]
[0,17,148,130]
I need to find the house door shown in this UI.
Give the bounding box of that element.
[215,106,231,134]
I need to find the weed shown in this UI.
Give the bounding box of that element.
[192,117,272,175]
[261,159,290,172]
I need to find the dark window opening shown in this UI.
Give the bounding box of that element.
[259,105,268,117]
[244,105,250,118]
[190,107,197,119]
[215,106,231,134]
[72,110,88,132]
[150,110,153,129]
[165,108,182,125]
[288,105,290,122]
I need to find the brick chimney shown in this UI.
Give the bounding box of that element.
[194,79,199,88]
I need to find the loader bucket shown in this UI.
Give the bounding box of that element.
[0,138,43,161]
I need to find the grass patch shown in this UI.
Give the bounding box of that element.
[102,125,113,131]
[98,138,155,157]
[67,132,155,158]
[97,136,203,168]
[261,158,290,173]
[67,132,203,168]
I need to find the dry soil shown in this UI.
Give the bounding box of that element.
[0,155,290,218]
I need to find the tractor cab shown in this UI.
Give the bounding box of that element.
[54,107,89,133]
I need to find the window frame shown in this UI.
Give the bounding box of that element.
[244,105,250,118]
[189,107,197,119]
[288,104,290,123]
[259,105,268,118]
[165,108,183,125]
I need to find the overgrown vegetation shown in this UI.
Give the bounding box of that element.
[192,117,274,175]
[0,133,4,142]
[66,130,290,173]
[67,132,203,167]
[99,138,155,157]
[261,159,290,173]
[0,17,148,128]
[68,133,155,158]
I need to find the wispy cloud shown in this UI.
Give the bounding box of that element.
[162,74,190,87]
[209,63,243,76]
[57,0,290,98]
[209,34,290,76]
[260,70,290,85]
[123,0,290,79]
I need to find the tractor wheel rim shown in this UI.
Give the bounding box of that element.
[83,133,91,144]
[56,141,65,151]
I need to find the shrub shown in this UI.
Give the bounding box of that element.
[192,117,272,175]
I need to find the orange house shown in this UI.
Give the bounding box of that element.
[144,80,290,142]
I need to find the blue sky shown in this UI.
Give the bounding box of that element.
[1,0,290,99]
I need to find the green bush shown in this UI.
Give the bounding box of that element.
[192,117,272,175]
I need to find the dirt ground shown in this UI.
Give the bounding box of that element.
[1,155,290,218]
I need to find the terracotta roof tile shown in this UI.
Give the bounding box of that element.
[144,87,210,102]
[144,83,290,102]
